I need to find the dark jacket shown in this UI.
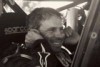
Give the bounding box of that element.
[1,40,71,67]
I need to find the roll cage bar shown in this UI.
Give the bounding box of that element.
[1,0,89,15]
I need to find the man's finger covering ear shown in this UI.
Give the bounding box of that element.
[64,26,73,37]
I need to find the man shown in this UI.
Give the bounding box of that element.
[2,7,80,67]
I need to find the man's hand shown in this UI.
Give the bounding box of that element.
[25,29,43,47]
[64,26,80,45]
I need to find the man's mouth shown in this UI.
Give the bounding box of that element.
[47,38,64,47]
[53,42,60,45]
[53,42,62,45]
[51,41,63,46]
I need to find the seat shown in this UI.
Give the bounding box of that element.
[0,13,27,58]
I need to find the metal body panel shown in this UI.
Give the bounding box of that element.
[71,0,100,67]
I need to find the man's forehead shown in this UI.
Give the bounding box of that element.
[41,16,63,27]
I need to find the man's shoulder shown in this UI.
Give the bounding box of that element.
[1,53,39,67]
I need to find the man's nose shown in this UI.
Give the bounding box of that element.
[55,30,65,38]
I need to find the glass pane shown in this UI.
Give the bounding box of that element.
[15,0,72,14]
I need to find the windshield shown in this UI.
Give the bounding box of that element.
[15,0,73,14]
[4,0,87,16]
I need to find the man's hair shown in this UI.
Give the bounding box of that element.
[26,7,62,30]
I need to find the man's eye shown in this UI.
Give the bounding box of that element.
[48,28,56,32]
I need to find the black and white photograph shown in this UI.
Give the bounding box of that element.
[0,0,100,67]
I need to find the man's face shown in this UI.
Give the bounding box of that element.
[39,16,65,52]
